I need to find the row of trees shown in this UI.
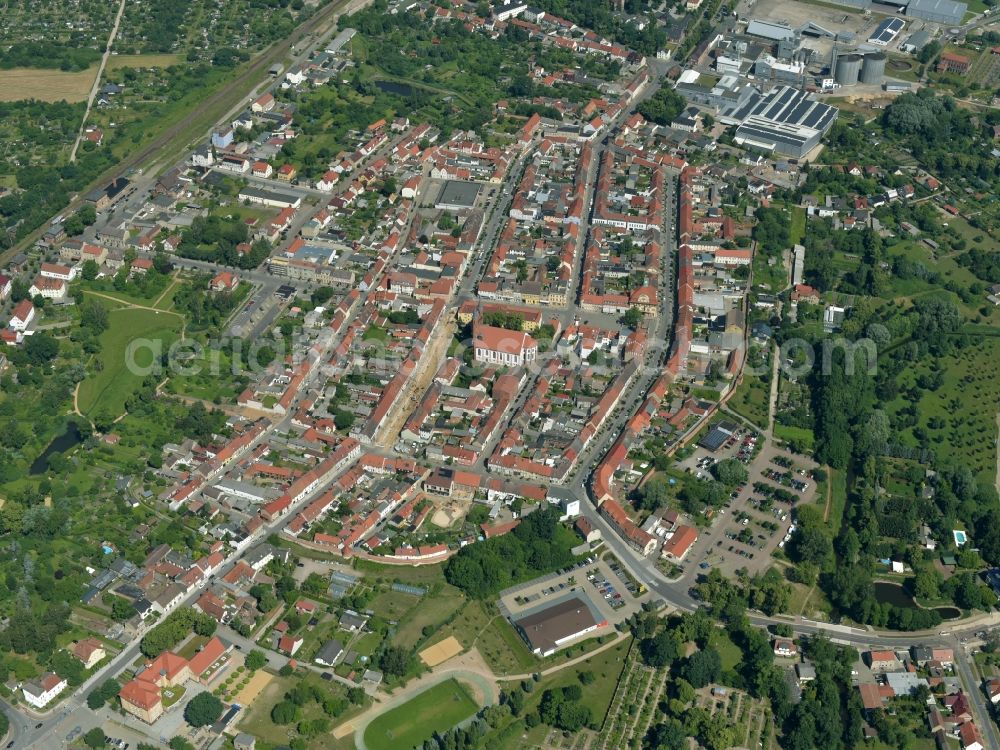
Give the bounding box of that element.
[140,607,217,657]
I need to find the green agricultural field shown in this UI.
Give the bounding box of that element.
[76,307,183,417]
[364,678,479,750]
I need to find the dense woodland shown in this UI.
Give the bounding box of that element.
[444,507,576,598]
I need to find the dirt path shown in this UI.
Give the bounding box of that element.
[503,631,629,681]
[83,289,185,318]
[69,0,127,162]
[152,275,180,310]
[822,472,833,523]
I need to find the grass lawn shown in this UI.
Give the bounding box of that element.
[392,586,464,650]
[729,372,770,428]
[0,67,97,102]
[364,678,479,750]
[177,635,210,659]
[352,631,383,657]
[76,307,183,417]
[351,558,449,587]
[522,637,631,726]
[428,600,537,677]
[773,424,814,451]
[239,671,368,750]
[827,468,847,532]
[368,589,421,622]
[710,629,743,673]
[106,54,184,70]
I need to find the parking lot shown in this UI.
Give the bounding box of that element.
[498,558,641,627]
[676,428,820,580]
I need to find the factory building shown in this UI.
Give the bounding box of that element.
[722,85,838,158]
[867,17,905,46]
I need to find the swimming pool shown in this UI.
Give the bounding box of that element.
[953,529,968,546]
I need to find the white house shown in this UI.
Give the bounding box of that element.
[9,300,35,331]
[29,276,67,299]
[22,673,67,709]
[315,170,337,192]
[39,262,77,281]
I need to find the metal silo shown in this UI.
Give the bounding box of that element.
[835,54,862,85]
[860,52,887,85]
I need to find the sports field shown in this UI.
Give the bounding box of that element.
[364,678,479,750]
[77,307,183,417]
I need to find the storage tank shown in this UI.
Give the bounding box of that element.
[834,54,862,85]
[860,52,887,85]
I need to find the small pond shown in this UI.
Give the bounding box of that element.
[30,423,84,475]
[374,79,415,97]
[872,582,962,620]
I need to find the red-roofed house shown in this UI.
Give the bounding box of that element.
[210,271,239,292]
[71,638,106,669]
[119,678,163,723]
[278,635,304,656]
[187,636,231,685]
[662,525,698,561]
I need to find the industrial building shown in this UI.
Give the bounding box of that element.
[723,85,839,158]
[237,186,302,209]
[513,595,607,657]
[867,17,905,46]
[435,180,482,210]
[900,29,932,53]
[746,19,798,41]
[901,0,967,24]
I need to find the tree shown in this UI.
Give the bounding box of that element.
[245,649,267,671]
[636,477,671,511]
[184,691,224,727]
[640,629,679,668]
[107,594,134,622]
[271,700,299,724]
[83,727,106,749]
[683,649,722,688]
[169,739,196,750]
[712,459,749,487]
[647,720,686,750]
[378,646,411,676]
[81,259,99,280]
[87,679,120,710]
[622,307,643,329]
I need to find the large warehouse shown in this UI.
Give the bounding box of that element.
[722,85,839,158]
[901,0,967,24]
[513,596,607,657]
